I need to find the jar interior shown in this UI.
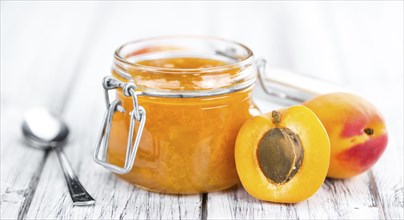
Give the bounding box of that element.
[112,37,257,97]
[116,36,252,68]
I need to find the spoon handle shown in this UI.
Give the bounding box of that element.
[56,148,95,206]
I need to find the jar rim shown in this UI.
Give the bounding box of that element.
[113,35,254,72]
[112,36,257,98]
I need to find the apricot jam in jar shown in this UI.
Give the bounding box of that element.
[96,36,259,194]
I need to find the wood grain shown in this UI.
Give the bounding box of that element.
[24,56,202,219]
[204,3,403,218]
[358,75,404,219]
[206,159,381,219]
[1,2,100,218]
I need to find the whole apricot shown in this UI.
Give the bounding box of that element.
[304,93,388,179]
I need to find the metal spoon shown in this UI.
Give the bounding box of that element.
[22,107,95,206]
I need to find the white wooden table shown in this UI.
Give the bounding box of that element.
[1,2,403,219]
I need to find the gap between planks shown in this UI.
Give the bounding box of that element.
[16,151,49,220]
[368,171,387,219]
[201,193,208,220]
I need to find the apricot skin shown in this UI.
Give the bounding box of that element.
[304,93,388,179]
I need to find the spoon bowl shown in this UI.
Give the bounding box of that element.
[22,108,69,149]
[22,107,95,206]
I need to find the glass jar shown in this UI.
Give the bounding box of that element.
[94,36,260,194]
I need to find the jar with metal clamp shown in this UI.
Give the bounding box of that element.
[93,36,343,194]
[94,36,260,194]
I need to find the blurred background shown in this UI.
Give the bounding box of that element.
[2,1,402,110]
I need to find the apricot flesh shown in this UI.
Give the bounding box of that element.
[304,93,388,179]
[235,106,330,203]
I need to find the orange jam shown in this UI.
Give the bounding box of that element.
[107,57,258,194]
[105,37,258,194]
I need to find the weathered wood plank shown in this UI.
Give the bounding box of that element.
[371,134,404,219]
[337,3,404,216]
[25,2,212,219]
[357,70,404,220]
[206,176,380,219]
[0,104,48,220]
[1,2,101,219]
[207,63,382,220]
[205,2,403,219]
[25,70,202,219]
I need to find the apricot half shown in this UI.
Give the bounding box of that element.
[304,93,388,179]
[235,105,330,203]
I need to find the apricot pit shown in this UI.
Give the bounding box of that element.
[257,111,304,184]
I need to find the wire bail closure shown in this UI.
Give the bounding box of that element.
[93,76,146,174]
